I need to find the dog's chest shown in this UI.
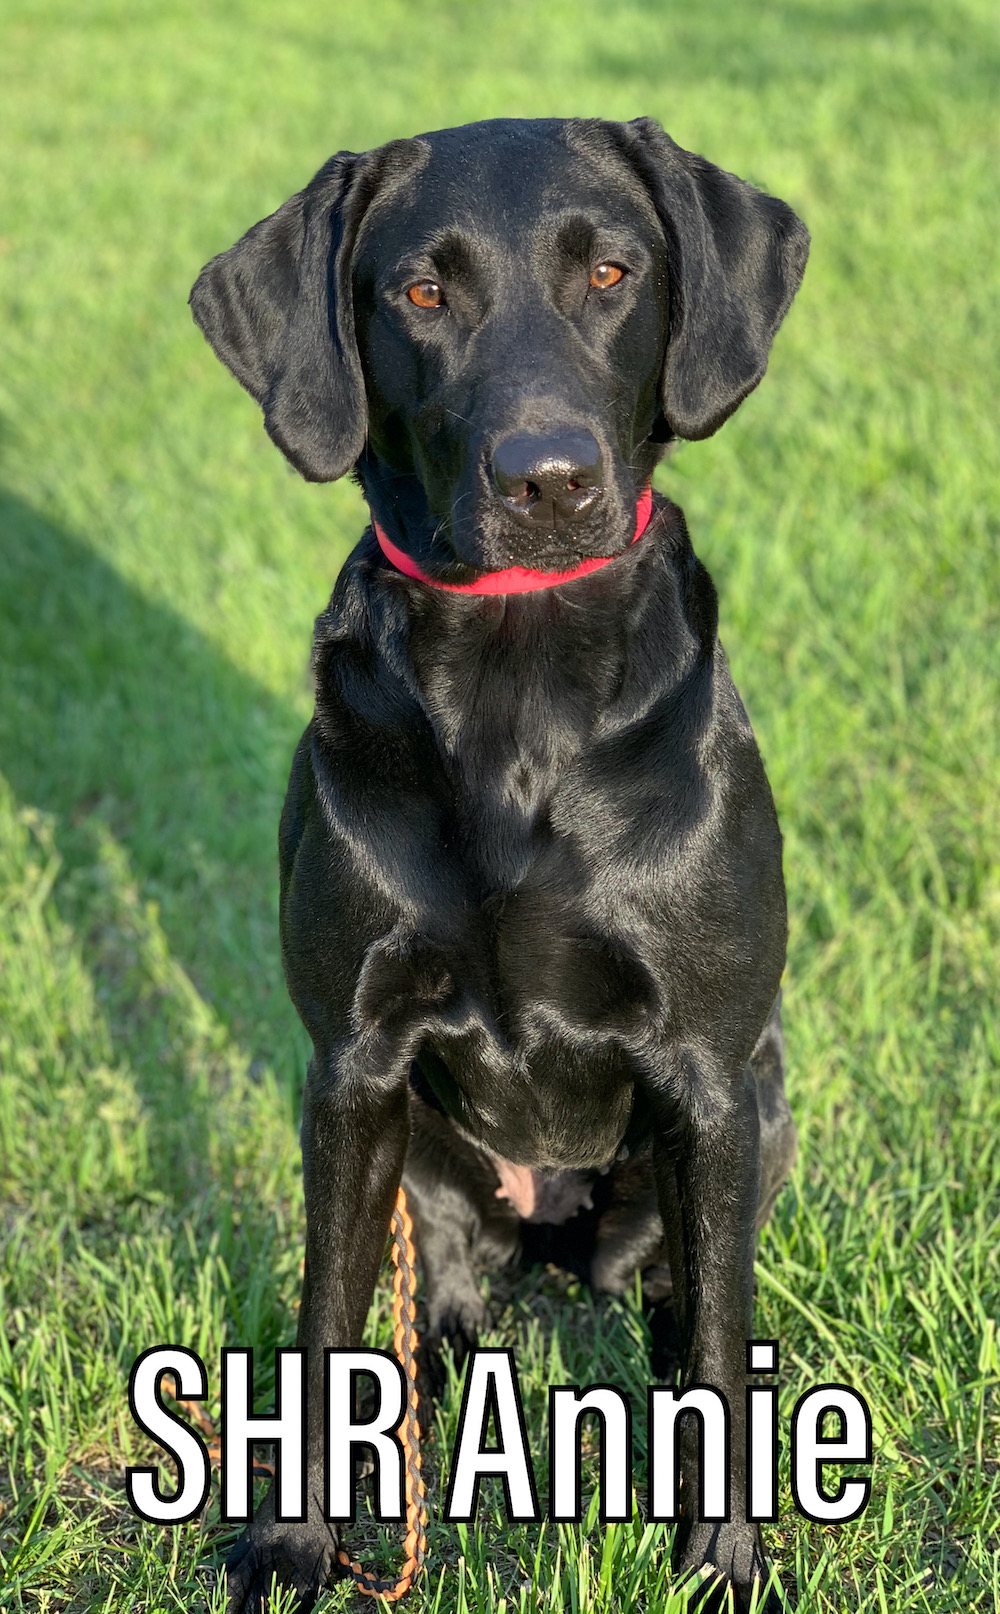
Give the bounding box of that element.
[309,570,781,1163]
[394,703,667,1168]
[414,611,620,892]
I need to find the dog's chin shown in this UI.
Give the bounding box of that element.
[448,496,637,575]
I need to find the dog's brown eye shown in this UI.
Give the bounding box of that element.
[589,263,625,290]
[407,281,444,308]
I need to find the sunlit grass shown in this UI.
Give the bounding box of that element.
[1,0,998,1608]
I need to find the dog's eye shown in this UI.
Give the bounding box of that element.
[407,281,445,308]
[589,263,625,290]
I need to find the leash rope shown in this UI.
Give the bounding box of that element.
[167,1184,427,1602]
[336,1185,427,1598]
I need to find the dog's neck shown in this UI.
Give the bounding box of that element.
[323,491,707,894]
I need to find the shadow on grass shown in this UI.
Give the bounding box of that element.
[0,482,310,1155]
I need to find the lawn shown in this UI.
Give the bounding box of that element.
[1,1,999,1609]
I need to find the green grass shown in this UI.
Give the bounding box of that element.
[1,0,999,1609]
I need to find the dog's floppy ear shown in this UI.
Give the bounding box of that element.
[621,118,809,441]
[190,142,417,481]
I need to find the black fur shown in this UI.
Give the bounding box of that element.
[191,116,808,1613]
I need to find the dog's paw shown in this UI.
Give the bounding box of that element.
[416,1337,449,1406]
[225,1515,340,1614]
[419,1304,483,1403]
[676,1524,784,1613]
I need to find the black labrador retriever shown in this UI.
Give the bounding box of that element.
[191,116,808,1613]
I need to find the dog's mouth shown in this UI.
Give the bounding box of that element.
[457,432,641,573]
[444,473,644,577]
[360,443,645,585]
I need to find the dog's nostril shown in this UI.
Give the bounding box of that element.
[504,480,540,510]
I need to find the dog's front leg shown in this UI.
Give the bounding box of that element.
[651,1057,780,1614]
[226,1048,411,1614]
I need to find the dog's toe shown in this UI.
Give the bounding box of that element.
[419,1301,483,1403]
[677,1525,784,1613]
[225,1518,339,1614]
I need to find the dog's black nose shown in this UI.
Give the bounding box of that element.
[491,431,603,527]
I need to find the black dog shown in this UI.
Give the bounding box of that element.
[191,116,808,1613]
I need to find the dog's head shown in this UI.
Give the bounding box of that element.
[191,118,808,573]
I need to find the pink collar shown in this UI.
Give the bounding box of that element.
[373,485,654,595]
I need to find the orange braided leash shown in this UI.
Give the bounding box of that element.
[167,1185,427,1602]
[336,1184,427,1600]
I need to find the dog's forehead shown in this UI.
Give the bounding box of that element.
[365,118,655,254]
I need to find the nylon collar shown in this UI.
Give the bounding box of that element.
[373,485,654,595]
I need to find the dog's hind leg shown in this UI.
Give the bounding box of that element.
[589,1149,680,1378]
[750,993,797,1230]
[403,1090,520,1397]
